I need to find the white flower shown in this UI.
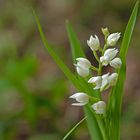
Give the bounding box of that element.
[87,35,100,51]
[100,48,118,66]
[104,48,118,60]
[107,32,121,46]
[69,92,89,106]
[76,66,89,77]
[109,73,118,86]
[75,58,91,77]
[100,73,110,91]
[88,76,102,90]
[110,57,122,69]
[88,76,102,89]
[92,101,106,114]
[100,56,110,66]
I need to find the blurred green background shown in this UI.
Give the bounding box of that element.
[0,0,140,140]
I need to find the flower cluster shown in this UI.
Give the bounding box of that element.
[88,72,118,92]
[70,28,122,115]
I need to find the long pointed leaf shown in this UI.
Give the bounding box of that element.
[66,20,85,63]
[108,2,139,140]
[63,117,86,140]
[32,9,85,92]
[84,106,103,140]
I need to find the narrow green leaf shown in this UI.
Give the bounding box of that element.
[84,105,103,140]
[66,20,85,63]
[32,9,85,92]
[108,2,139,140]
[63,117,86,140]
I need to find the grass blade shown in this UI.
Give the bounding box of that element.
[66,20,85,63]
[84,105,103,140]
[62,117,86,140]
[108,2,139,140]
[32,9,85,91]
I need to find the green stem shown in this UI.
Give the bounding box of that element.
[102,44,108,54]
[98,63,102,75]
[96,42,109,140]
[89,96,100,102]
[91,66,98,72]
[93,50,100,62]
[98,43,108,76]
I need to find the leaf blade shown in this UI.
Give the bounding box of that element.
[66,20,85,63]
[62,117,86,140]
[108,2,139,140]
[32,9,85,91]
[84,106,103,140]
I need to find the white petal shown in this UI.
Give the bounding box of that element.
[87,35,100,51]
[104,48,118,61]
[76,66,89,77]
[70,92,89,104]
[72,103,87,106]
[95,109,105,114]
[88,77,95,83]
[88,76,101,83]
[98,101,106,108]
[92,101,106,115]
[94,86,100,90]
[76,93,89,103]
[92,103,98,110]
[76,57,91,68]
[100,73,110,91]
[69,93,80,99]
[109,73,118,86]
[100,56,110,66]
[88,76,102,89]
[70,93,89,106]
[107,32,121,46]
[110,57,122,69]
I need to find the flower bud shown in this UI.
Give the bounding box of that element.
[101,27,109,36]
[109,73,118,86]
[75,58,91,77]
[107,32,121,46]
[76,58,91,68]
[104,48,118,60]
[92,101,106,114]
[69,92,89,106]
[87,35,100,51]
[76,66,89,77]
[88,76,102,90]
[110,57,122,69]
